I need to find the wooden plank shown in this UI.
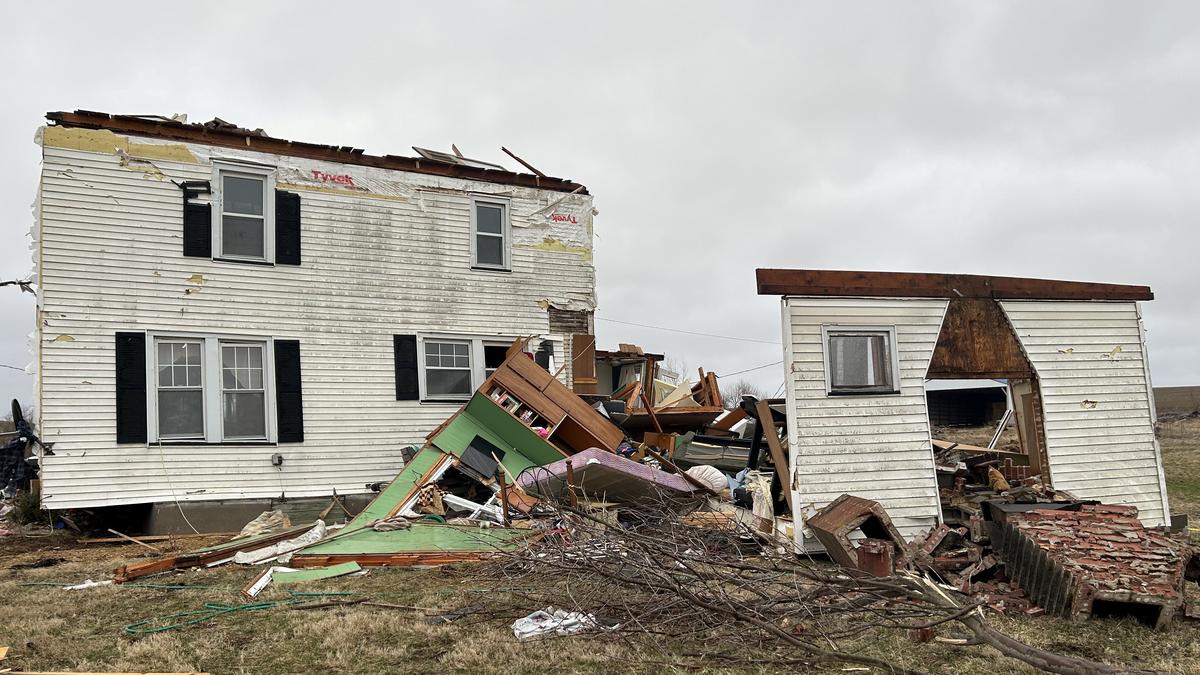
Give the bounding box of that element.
[709,407,748,432]
[706,372,723,409]
[571,334,597,395]
[640,392,664,434]
[754,400,793,513]
[756,268,1153,301]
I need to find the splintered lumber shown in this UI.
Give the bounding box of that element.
[272,561,362,584]
[112,522,321,582]
[106,529,162,553]
[754,400,793,513]
[708,407,747,432]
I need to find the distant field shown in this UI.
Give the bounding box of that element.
[1161,415,1200,523]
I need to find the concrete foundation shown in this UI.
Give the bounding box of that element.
[145,494,374,534]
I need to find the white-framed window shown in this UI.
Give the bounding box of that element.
[821,325,901,395]
[212,162,275,263]
[417,335,541,402]
[423,339,473,400]
[220,343,268,440]
[470,197,511,271]
[155,339,206,440]
[149,333,276,442]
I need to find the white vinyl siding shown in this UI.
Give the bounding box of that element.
[782,297,948,550]
[1000,301,1168,526]
[34,131,595,509]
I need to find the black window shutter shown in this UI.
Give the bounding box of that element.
[115,332,147,444]
[183,202,212,258]
[274,339,304,443]
[276,191,302,265]
[394,335,419,400]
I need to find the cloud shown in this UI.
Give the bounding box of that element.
[0,1,1196,409]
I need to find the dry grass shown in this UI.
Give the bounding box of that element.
[1160,415,1200,523]
[0,420,1198,674]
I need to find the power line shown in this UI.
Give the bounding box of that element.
[596,317,781,345]
[0,364,26,372]
[715,360,784,378]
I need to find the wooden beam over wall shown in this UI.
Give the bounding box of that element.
[756,269,1153,301]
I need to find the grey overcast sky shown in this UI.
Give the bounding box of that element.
[1,1,1198,405]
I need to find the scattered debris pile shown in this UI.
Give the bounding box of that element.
[997,503,1190,628]
[467,493,1147,675]
[96,337,1196,669]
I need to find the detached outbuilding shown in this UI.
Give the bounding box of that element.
[757,269,1168,551]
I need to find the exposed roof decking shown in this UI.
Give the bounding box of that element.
[46,110,588,195]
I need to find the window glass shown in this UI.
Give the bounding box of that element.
[221,344,266,439]
[476,234,504,267]
[223,175,264,215]
[157,341,204,438]
[222,216,266,258]
[220,173,266,259]
[424,341,472,397]
[473,201,507,268]
[827,331,895,394]
[475,203,503,233]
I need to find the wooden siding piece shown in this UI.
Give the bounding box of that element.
[1000,300,1167,526]
[782,297,948,550]
[927,298,1034,379]
[35,137,596,509]
[757,268,1153,301]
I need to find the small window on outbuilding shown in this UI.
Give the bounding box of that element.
[822,326,899,395]
[471,198,510,270]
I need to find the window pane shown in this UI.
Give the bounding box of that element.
[427,368,472,397]
[476,234,503,267]
[222,345,264,392]
[829,333,893,391]
[224,392,266,438]
[476,203,503,234]
[186,365,203,387]
[158,365,172,387]
[222,215,266,258]
[223,175,264,215]
[833,336,871,386]
[158,343,172,366]
[159,389,204,438]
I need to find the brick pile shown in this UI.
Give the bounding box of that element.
[998,503,1191,628]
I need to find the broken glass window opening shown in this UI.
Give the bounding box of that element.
[471,199,509,270]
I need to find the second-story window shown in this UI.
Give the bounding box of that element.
[213,162,275,263]
[471,197,510,271]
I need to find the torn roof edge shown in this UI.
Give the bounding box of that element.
[45,110,588,195]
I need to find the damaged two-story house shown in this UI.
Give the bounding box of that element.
[31,110,597,525]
